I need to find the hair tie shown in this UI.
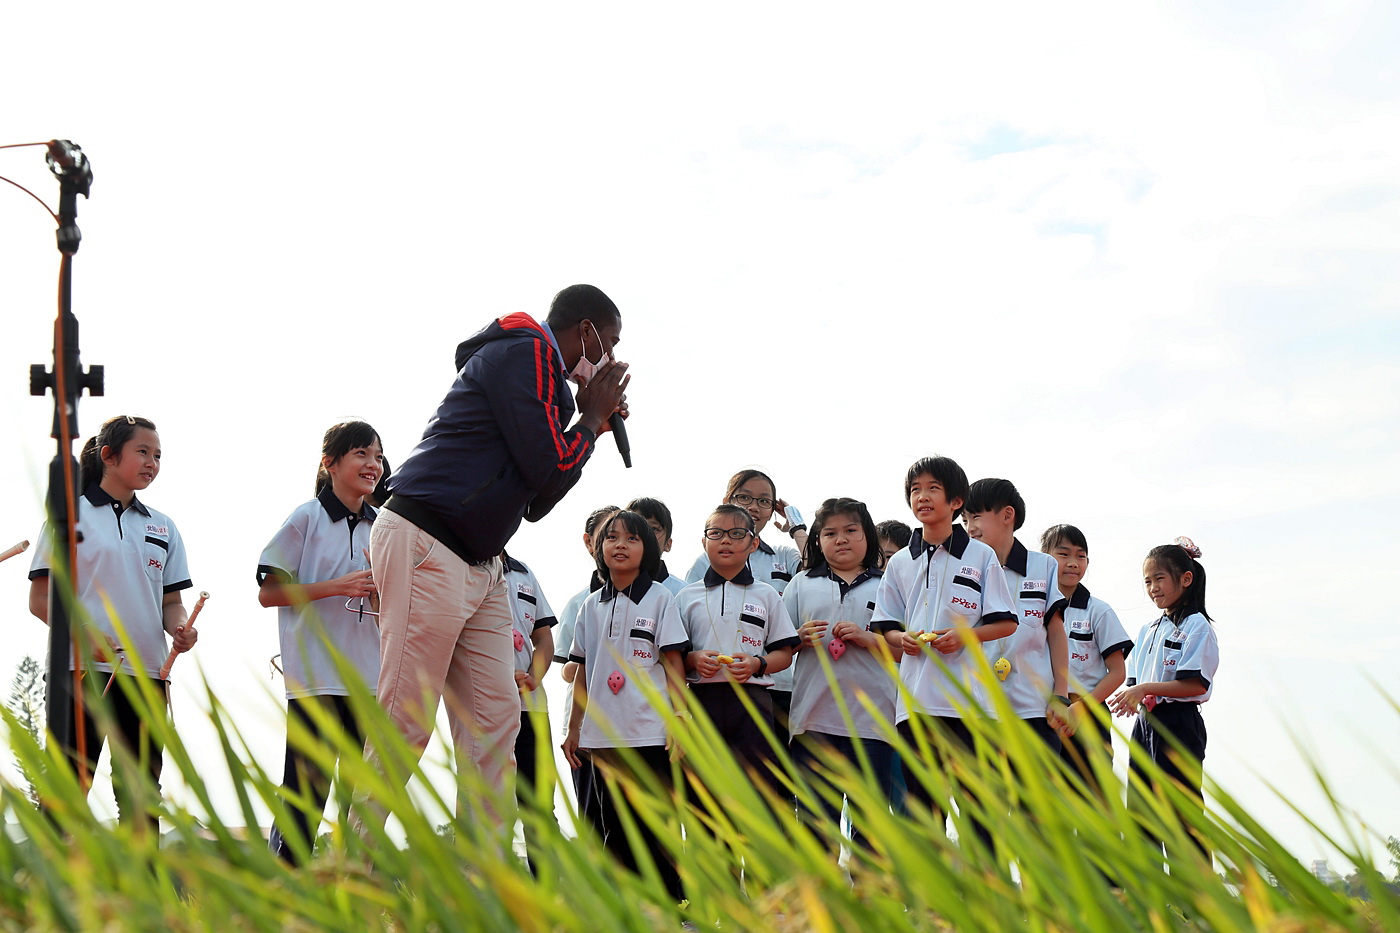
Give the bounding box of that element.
[1174,536,1202,559]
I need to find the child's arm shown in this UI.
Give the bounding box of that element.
[1108,678,1207,717]
[561,673,588,768]
[162,591,198,653]
[883,627,921,657]
[662,649,688,759]
[518,627,553,693]
[1063,651,1127,735]
[28,578,48,624]
[686,649,722,678]
[258,571,375,608]
[1044,609,1069,701]
[929,619,1017,654]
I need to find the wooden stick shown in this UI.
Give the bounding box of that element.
[0,540,30,563]
[158,591,209,680]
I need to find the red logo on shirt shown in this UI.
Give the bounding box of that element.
[148,558,163,572]
[952,596,977,610]
[632,648,653,660]
[741,634,761,648]
[1071,651,1090,662]
[1024,608,1043,619]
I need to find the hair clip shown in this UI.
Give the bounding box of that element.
[124,415,136,424]
[1174,536,1202,559]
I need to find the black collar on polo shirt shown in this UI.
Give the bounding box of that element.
[1068,583,1092,610]
[500,552,529,575]
[1005,538,1029,576]
[656,560,672,583]
[756,537,775,556]
[908,524,970,560]
[317,485,374,523]
[600,573,654,604]
[588,570,605,592]
[704,565,755,587]
[806,562,882,597]
[84,483,151,517]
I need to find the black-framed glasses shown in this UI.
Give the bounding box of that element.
[729,492,774,510]
[704,527,754,541]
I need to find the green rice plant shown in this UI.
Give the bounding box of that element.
[2,638,1396,933]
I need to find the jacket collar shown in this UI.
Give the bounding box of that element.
[909,524,969,560]
[84,483,151,517]
[600,572,654,604]
[704,565,755,587]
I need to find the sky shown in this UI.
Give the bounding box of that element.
[2,1,1398,872]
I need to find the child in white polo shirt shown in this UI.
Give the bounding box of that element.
[1039,523,1132,797]
[684,470,805,743]
[562,509,689,901]
[678,504,800,793]
[28,415,197,836]
[1109,538,1219,864]
[785,497,895,855]
[872,455,1016,854]
[257,421,384,864]
[502,550,557,872]
[962,478,1070,752]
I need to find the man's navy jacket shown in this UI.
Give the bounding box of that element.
[386,312,596,563]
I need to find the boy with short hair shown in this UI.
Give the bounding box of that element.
[872,456,1017,848]
[962,478,1070,751]
[627,497,687,596]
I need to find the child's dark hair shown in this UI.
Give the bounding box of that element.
[875,520,912,550]
[1145,539,1212,623]
[79,416,158,489]
[902,456,968,508]
[724,469,777,503]
[584,505,621,536]
[314,421,382,495]
[592,510,662,581]
[1040,523,1088,553]
[805,498,881,571]
[626,497,673,540]
[707,503,756,534]
[964,478,1026,529]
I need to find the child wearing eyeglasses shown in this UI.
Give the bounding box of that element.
[257,421,386,865]
[684,470,805,743]
[677,504,800,788]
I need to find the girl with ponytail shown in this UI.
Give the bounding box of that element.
[1109,536,1220,864]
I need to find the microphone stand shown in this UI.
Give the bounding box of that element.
[28,140,103,782]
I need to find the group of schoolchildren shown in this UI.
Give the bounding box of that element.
[25,415,1220,894]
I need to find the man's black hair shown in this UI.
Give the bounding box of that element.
[545,284,620,331]
[902,456,968,509]
[964,478,1026,530]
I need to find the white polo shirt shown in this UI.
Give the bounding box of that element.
[1126,611,1218,704]
[871,525,1016,721]
[984,539,1061,719]
[1047,584,1133,696]
[676,567,800,688]
[783,565,895,741]
[568,574,689,748]
[686,537,802,690]
[503,554,557,713]
[30,484,193,678]
[258,487,380,699]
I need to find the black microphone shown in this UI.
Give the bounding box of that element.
[609,413,631,468]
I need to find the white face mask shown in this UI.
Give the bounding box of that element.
[568,321,611,386]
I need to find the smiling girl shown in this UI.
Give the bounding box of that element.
[257,421,385,864]
[28,415,196,834]
[1108,537,1219,863]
